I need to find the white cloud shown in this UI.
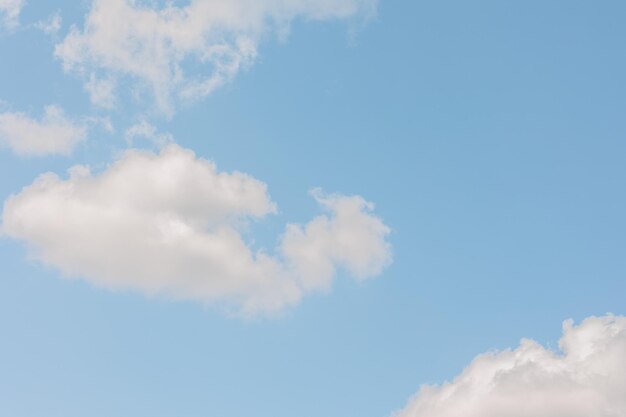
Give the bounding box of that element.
[0,0,23,29]
[0,105,87,156]
[283,189,391,291]
[1,144,391,315]
[392,314,626,417]
[54,0,377,115]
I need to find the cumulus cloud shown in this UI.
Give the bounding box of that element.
[54,0,377,115]
[283,189,391,291]
[1,144,391,315]
[0,105,87,156]
[392,314,626,417]
[0,0,23,29]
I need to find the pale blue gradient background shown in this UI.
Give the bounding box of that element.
[1,1,625,416]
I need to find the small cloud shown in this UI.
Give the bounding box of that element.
[124,120,173,147]
[35,11,61,36]
[0,104,86,156]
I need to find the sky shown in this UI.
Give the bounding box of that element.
[0,1,625,417]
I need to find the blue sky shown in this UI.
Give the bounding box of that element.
[1,1,625,417]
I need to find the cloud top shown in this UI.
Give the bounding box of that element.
[1,144,391,315]
[392,314,626,417]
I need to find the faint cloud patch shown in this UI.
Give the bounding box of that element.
[35,11,61,36]
[125,120,173,147]
[0,0,24,30]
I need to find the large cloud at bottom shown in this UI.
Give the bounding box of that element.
[1,145,391,315]
[393,314,626,417]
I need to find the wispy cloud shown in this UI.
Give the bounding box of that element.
[35,11,62,36]
[54,0,377,116]
[124,120,173,147]
[0,0,24,30]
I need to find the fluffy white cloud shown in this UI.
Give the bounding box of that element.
[54,0,376,115]
[0,105,87,156]
[392,314,626,417]
[0,0,23,29]
[1,144,391,315]
[283,189,391,291]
